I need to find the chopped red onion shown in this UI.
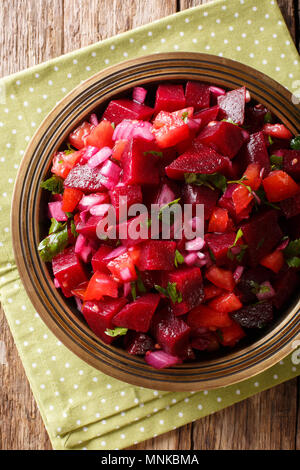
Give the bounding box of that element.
[48,201,68,222]
[80,145,99,163]
[276,237,289,251]
[78,193,109,211]
[54,277,61,288]
[233,266,244,282]
[123,282,131,297]
[230,245,241,255]
[103,245,127,261]
[78,209,90,224]
[157,184,176,207]
[256,281,275,301]
[252,191,261,205]
[209,85,226,97]
[207,120,218,127]
[87,147,112,168]
[184,252,198,266]
[89,113,99,126]
[197,251,206,259]
[133,86,147,104]
[75,234,95,263]
[89,203,111,216]
[241,129,250,142]
[185,237,205,251]
[145,350,182,369]
[245,90,251,103]
[119,267,133,282]
[100,160,121,180]
[187,117,202,133]
[113,119,154,142]
[75,296,83,312]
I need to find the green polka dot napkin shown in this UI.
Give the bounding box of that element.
[0,0,299,450]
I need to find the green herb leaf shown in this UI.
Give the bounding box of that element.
[290,135,300,150]
[135,267,147,293]
[105,327,128,337]
[70,219,78,238]
[284,238,300,267]
[130,282,137,301]
[185,173,227,193]
[64,143,76,155]
[38,224,69,262]
[227,176,252,193]
[249,281,270,295]
[227,229,247,262]
[154,282,182,304]
[264,111,273,124]
[221,118,238,125]
[174,249,185,268]
[268,135,274,146]
[270,154,283,170]
[181,111,189,123]
[254,188,281,211]
[286,257,300,268]
[40,175,64,194]
[49,218,66,235]
[143,150,164,158]
[111,122,116,129]
[208,247,216,263]
[232,229,244,248]
[158,198,181,221]
[235,244,248,263]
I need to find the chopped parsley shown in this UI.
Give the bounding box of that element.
[174,249,185,268]
[184,172,227,193]
[40,175,64,194]
[264,111,273,123]
[270,154,283,170]
[154,282,183,304]
[290,135,300,150]
[38,223,69,262]
[105,327,128,337]
[284,238,300,268]
[143,150,164,158]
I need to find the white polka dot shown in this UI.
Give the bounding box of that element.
[101,441,106,446]
[51,356,56,361]
[74,384,78,389]
[101,398,106,403]
[92,377,98,382]
[217,397,222,402]
[35,73,40,78]
[23,101,28,107]
[185,18,189,23]
[139,427,144,432]
[273,374,278,380]
[67,73,72,78]
[198,25,202,30]
[123,52,128,57]
[16,80,21,85]
[106,383,111,389]
[159,419,164,425]
[178,412,183,418]
[15,320,20,325]
[104,59,109,64]
[76,420,81,425]
[120,434,125,439]
[32,363,37,368]
[198,404,203,410]
[79,370,84,375]
[129,38,134,43]
[192,38,197,44]
[236,389,241,395]
[48,80,53,86]
[59,377,65,382]
[148,31,152,36]
[87,391,92,397]
[86,66,91,71]
[40,384,45,389]
[254,381,259,387]
[110,45,115,50]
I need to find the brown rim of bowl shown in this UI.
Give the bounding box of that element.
[11,53,300,391]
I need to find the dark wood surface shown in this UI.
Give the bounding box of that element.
[0,0,299,450]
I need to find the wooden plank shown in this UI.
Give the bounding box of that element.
[0,0,63,78]
[277,0,297,46]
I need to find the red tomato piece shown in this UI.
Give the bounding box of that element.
[62,187,84,212]
[85,120,114,149]
[203,284,225,301]
[232,184,253,215]
[208,292,242,313]
[84,272,119,301]
[51,153,72,179]
[71,281,89,300]
[187,304,233,329]
[208,207,229,233]
[69,121,94,149]
[206,265,235,291]
[153,110,190,149]
[263,123,293,140]
[112,139,128,161]
[218,322,246,347]
[263,170,300,202]
[260,249,285,273]
[242,163,262,190]
[107,251,138,282]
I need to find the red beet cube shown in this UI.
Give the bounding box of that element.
[239,131,271,175]
[136,241,177,271]
[273,268,299,309]
[231,301,273,329]
[196,121,244,159]
[185,81,210,110]
[240,210,283,267]
[151,309,191,358]
[244,105,268,134]
[113,293,160,332]
[102,99,154,125]
[64,164,107,194]
[275,149,300,180]
[194,105,220,129]
[91,245,114,273]
[217,87,246,125]
[163,266,204,315]
[52,246,88,291]
[205,231,237,266]
[165,141,230,179]
[122,138,160,185]
[109,184,143,221]
[124,331,155,355]
[182,184,219,220]
[82,297,127,343]
[154,83,186,113]
[76,214,104,239]
[280,192,300,219]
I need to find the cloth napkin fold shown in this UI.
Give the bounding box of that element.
[0,0,299,450]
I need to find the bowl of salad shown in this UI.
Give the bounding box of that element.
[12,53,300,391]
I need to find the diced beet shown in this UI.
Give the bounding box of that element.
[217,87,246,125]
[91,245,113,273]
[162,267,204,315]
[185,81,210,110]
[102,99,154,125]
[76,214,104,239]
[273,268,299,309]
[274,149,300,180]
[238,131,270,175]
[152,179,181,207]
[136,241,176,271]
[109,184,143,221]
[165,141,230,179]
[190,329,219,351]
[196,121,244,159]
[194,105,220,129]
[236,266,274,304]
[240,210,283,267]
[182,184,219,220]
[122,138,160,185]
[52,246,88,291]
[151,309,191,358]
[154,83,186,113]
[218,184,252,223]
[280,192,300,219]
[64,164,107,194]
[244,105,268,134]
[205,232,237,266]
[139,270,163,290]
[231,301,273,328]
[287,214,300,239]
[113,293,160,332]
[82,297,127,343]
[124,331,155,355]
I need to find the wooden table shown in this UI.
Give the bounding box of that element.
[0,0,299,450]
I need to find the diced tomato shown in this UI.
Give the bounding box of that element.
[69,121,94,149]
[62,187,84,212]
[71,281,89,300]
[107,251,138,282]
[203,284,225,301]
[263,170,300,202]
[260,249,285,273]
[112,139,128,161]
[232,184,253,215]
[208,207,229,233]
[187,304,233,329]
[206,265,235,291]
[51,149,83,180]
[153,109,190,149]
[242,163,262,190]
[208,292,242,313]
[86,120,114,148]
[84,272,119,301]
[263,123,293,140]
[218,322,246,347]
